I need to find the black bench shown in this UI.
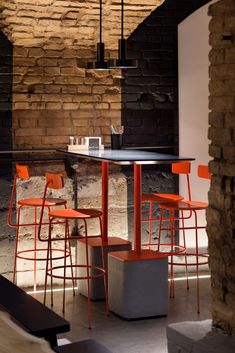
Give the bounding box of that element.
[54,339,114,353]
[0,275,70,347]
[0,275,114,353]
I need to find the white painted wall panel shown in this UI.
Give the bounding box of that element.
[178,2,215,250]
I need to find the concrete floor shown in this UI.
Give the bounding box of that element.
[34,275,211,353]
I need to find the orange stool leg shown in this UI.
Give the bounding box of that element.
[84,219,92,329]
[13,206,22,284]
[99,216,109,316]
[33,206,37,292]
[169,210,175,299]
[44,218,53,306]
[157,209,163,251]
[62,223,68,313]
[67,233,76,296]
[181,210,189,290]
[194,210,200,314]
[148,201,153,249]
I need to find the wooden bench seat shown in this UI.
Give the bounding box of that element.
[0,275,70,347]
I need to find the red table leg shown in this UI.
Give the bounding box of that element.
[134,163,142,254]
[101,161,109,244]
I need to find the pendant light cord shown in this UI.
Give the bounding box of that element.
[100,0,102,43]
[121,0,124,40]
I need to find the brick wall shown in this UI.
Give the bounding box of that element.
[208,0,235,335]
[0,0,164,148]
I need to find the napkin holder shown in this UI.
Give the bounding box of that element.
[68,136,104,151]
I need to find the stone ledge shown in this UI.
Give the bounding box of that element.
[167,320,235,353]
[167,320,212,353]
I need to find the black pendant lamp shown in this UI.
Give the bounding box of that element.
[108,0,137,69]
[87,0,108,69]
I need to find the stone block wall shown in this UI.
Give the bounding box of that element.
[207,0,235,335]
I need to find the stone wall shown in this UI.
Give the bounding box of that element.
[207,0,235,335]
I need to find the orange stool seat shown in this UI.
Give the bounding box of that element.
[142,193,184,203]
[160,200,208,211]
[18,197,66,207]
[49,208,102,219]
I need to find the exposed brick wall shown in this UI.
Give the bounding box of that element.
[208,0,235,335]
[0,0,163,148]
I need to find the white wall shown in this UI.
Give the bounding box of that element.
[178,2,215,250]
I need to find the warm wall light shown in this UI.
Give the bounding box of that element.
[108,0,137,69]
[87,0,108,69]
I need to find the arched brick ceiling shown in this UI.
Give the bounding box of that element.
[0,0,164,49]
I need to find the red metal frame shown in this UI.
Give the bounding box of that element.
[134,163,142,253]
[101,161,109,244]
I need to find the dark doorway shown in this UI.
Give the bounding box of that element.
[0,31,13,151]
[0,31,14,243]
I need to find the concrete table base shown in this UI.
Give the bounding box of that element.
[108,250,168,319]
[77,237,132,300]
[167,320,235,353]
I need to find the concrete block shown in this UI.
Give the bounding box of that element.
[167,319,235,353]
[108,250,168,319]
[167,320,212,353]
[77,237,132,300]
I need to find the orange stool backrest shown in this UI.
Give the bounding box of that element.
[198,165,211,180]
[16,164,30,179]
[38,173,64,241]
[8,164,30,227]
[172,162,191,175]
[172,162,191,200]
[45,172,64,190]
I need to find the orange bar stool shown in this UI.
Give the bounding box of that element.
[37,172,108,329]
[158,165,211,313]
[8,164,67,291]
[141,162,191,248]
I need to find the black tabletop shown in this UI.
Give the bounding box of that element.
[57,148,194,165]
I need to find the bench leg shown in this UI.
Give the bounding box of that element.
[44,334,57,348]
